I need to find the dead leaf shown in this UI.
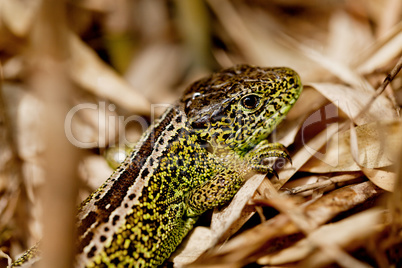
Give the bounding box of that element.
[258,208,383,266]
[273,122,342,189]
[302,120,402,173]
[189,181,384,267]
[308,83,396,125]
[356,22,402,74]
[326,11,373,65]
[170,227,213,266]
[0,0,40,37]
[210,173,266,245]
[362,168,396,192]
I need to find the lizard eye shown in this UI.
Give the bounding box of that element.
[240,94,261,110]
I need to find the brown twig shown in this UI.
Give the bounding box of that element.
[353,55,402,121]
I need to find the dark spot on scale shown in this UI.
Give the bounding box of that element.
[142,168,150,178]
[289,78,295,85]
[104,227,109,232]
[210,114,221,124]
[137,252,145,262]
[124,203,128,208]
[111,257,120,265]
[223,118,231,124]
[100,235,106,242]
[167,124,175,131]
[112,215,120,226]
[191,115,209,130]
[77,231,94,254]
[222,133,230,140]
[233,124,239,132]
[78,211,98,237]
[128,193,136,200]
[87,245,97,258]
[177,127,188,137]
[99,263,107,268]
[176,116,182,123]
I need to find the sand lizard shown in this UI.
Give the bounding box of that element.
[12,64,302,267]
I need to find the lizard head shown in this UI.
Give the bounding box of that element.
[181,64,302,154]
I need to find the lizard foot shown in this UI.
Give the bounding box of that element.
[245,141,291,175]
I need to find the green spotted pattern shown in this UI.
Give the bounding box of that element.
[12,65,302,268]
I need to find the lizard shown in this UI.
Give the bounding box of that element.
[12,64,302,267]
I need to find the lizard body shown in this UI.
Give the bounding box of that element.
[12,64,302,267]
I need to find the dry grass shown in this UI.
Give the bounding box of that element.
[0,0,401,267]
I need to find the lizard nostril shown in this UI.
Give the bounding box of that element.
[289,78,295,85]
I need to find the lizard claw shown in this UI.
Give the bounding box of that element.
[270,168,279,179]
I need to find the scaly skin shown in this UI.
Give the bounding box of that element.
[12,64,302,267]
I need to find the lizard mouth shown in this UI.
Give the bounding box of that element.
[287,73,303,95]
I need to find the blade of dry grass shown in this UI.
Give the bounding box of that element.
[70,33,151,115]
[356,22,402,74]
[271,122,343,190]
[353,55,402,121]
[308,83,396,125]
[188,181,383,267]
[206,0,315,78]
[283,172,364,195]
[258,208,383,266]
[302,120,402,174]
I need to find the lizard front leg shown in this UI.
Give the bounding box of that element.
[245,140,291,174]
[185,141,290,218]
[185,168,246,218]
